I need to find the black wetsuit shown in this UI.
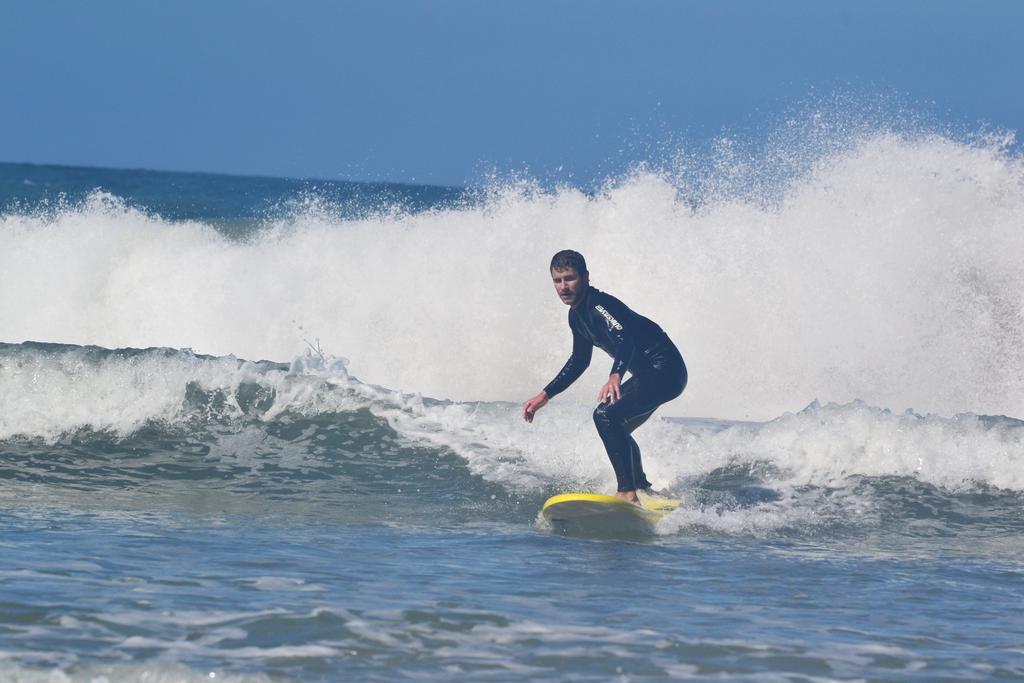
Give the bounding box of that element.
[544,287,687,492]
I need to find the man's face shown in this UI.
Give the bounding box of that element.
[551,267,588,307]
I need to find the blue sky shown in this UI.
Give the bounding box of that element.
[2,1,1021,186]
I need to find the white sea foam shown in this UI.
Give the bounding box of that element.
[0,662,276,683]
[3,133,1024,420]
[388,390,1024,495]
[0,344,273,441]
[3,347,1023,498]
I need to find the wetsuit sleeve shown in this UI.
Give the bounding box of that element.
[608,327,635,378]
[543,315,592,398]
[600,299,637,378]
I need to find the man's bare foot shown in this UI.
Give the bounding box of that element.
[614,490,640,504]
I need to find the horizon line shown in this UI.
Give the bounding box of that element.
[0,159,467,193]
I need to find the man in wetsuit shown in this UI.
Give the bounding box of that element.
[522,250,687,503]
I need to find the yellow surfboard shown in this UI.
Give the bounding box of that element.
[540,492,679,535]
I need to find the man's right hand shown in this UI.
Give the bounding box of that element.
[522,391,549,423]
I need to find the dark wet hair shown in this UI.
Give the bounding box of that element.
[550,250,588,275]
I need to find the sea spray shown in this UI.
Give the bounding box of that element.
[3,134,1023,421]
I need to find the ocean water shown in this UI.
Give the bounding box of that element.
[2,126,1024,681]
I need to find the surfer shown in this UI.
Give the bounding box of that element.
[522,250,687,503]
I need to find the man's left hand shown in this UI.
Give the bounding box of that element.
[598,374,622,404]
